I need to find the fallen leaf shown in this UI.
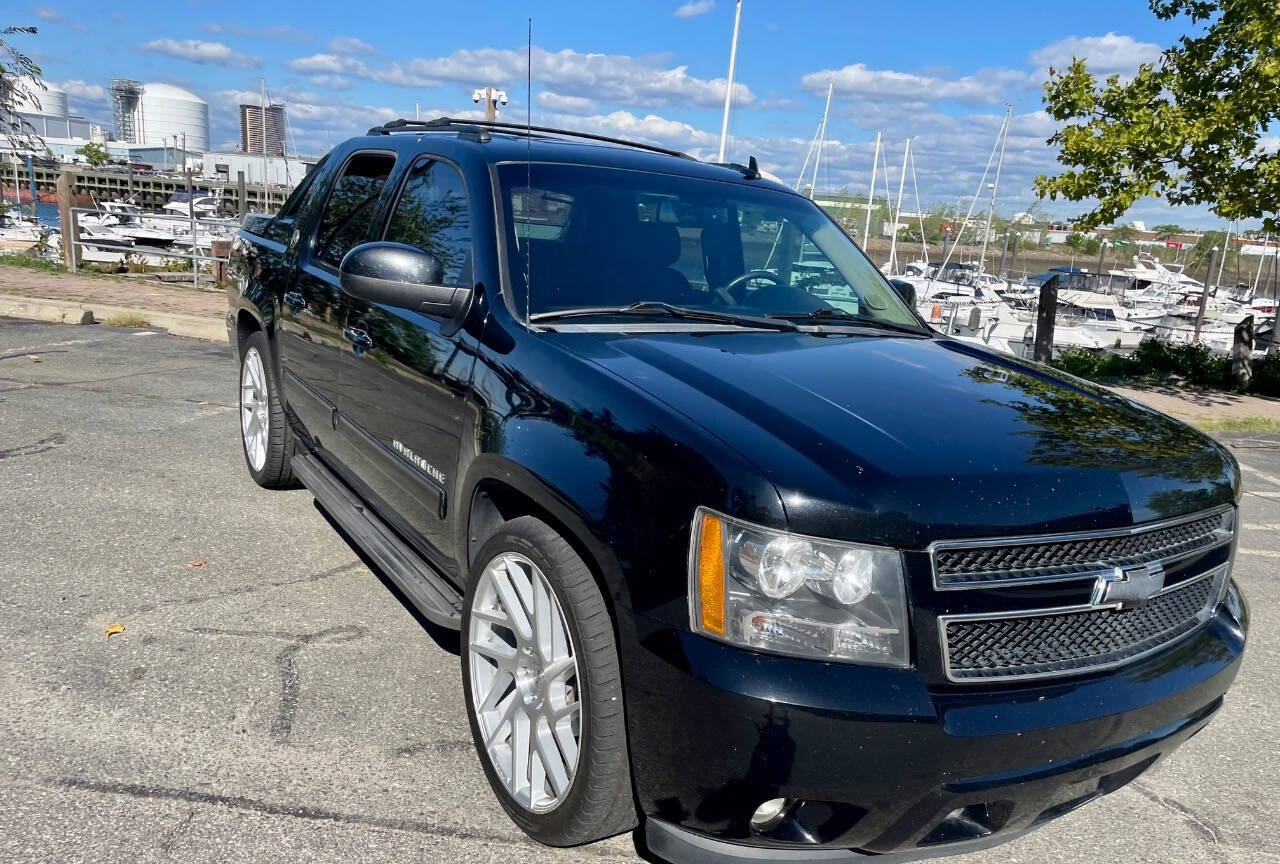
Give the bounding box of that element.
[186,559,206,569]
[27,354,40,362]
[105,623,125,638]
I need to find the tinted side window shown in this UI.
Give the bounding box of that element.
[261,159,325,245]
[312,152,396,268]
[385,160,472,285]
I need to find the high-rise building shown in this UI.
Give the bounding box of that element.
[240,103,286,157]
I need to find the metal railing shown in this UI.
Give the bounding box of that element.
[66,205,236,290]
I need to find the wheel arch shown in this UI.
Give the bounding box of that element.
[459,455,632,618]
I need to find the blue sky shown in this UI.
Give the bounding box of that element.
[16,0,1238,228]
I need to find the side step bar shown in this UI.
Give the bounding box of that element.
[291,452,463,630]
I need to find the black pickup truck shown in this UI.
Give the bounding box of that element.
[227,117,1247,863]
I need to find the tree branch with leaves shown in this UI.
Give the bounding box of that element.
[1035,0,1280,231]
[1,25,44,151]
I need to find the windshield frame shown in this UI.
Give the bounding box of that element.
[490,159,927,333]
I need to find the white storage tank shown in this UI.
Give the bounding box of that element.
[12,76,67,118]
[140,83,209,152]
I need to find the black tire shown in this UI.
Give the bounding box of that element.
[237,330,297,489]
[461,516,637,846]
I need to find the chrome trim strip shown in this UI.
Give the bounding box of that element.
[937,565,1228,683]
[929,504,1235,591]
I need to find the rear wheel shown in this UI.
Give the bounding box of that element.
[462,517,636,845]
[238,330,296,489]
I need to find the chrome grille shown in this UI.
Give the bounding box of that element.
[932,507,1234,589]
[941,570,1223,681]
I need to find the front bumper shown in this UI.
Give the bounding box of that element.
[623,583,1247,862]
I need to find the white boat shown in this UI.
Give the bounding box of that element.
[85,201,180,247]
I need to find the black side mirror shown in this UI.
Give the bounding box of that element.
[339,242,472,320]
[889,278,916,307]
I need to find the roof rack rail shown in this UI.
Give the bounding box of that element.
[366,116,694,160]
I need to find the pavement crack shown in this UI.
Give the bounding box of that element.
[123,560,364,618]
[1130,781,1225,847]
[190,624,369,742]
[158,807,196,858]
[0,432,66,461]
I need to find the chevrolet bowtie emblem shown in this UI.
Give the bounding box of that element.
[1091,563,1166,608]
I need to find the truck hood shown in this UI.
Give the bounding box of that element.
[552,329,1238,547]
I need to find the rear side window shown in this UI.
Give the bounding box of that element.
[385,159,473,285]
[312,152,396,268]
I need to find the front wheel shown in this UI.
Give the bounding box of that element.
[461,516,636,846]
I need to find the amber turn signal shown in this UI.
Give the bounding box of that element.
[697,512,726,635]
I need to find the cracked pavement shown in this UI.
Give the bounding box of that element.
[0,318,1277,863]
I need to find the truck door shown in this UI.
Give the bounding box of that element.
[330,156,478,574]
[280,150,397,460]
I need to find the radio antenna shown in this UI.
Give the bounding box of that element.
[524,17,533,327]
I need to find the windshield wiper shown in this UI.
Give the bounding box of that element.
[770,308,928,335]
[530,301,799,331]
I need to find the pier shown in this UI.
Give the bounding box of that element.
[2,163,292,213]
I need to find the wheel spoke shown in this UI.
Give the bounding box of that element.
[534,575,554,661]
[543,656,575,683]
[490,560,533,643]
[511,707,532,805]
[472,637,517,670]
[535,719,571,799]
[478,667,513,714]
[484,691,521,748]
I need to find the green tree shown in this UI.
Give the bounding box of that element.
[75,141,109,167]
[1110,225,1138,245]
[1034,0,1280,231]
[1151,223,1185,236]
[1064,232,1101,254]
[0,25,43,150]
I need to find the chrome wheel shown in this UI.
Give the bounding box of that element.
[240,346,269,472]
[468,552,582,813]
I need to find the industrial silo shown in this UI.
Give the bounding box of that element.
[12,76,67,118]
[139,83,209,152]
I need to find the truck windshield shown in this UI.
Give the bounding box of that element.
[498,162,921,329]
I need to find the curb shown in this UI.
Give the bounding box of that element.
[0,295,226,342]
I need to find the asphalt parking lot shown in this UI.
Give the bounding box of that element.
[1,317,1278,864]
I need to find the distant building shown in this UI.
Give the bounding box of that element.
[202,150,316,187]
[1010,211,1038,225]
[240,103,286,157]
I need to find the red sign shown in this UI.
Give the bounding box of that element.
[1165,241,1184,249]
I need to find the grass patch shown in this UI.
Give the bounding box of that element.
[105,312,151,329]
[1053,339,1280,398]
[0,254,66,274]
[1189,416,1280,436]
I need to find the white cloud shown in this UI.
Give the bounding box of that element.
[288,45,753,110]
[139,38,261,69]
[329,35,374,54]
[34,5,86,32]
[536,91,596,115]
[56,79,107,108]
[674,0,715,18]
[288,53,370,77]
[1029,32,1163,76]
[803,63,1030,107]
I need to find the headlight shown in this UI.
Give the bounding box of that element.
[688,508,910,666]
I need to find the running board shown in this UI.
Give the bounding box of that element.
[291,452,463,630]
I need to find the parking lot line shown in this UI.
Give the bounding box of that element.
[1239,462,1280,488]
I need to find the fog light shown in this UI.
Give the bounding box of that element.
[750,797,789,831]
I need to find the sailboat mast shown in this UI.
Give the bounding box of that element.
[717,0,743,163]
[979,105,1011,274]
[862,132,880,247]
[794,119,822,191]
[887,138,910,275]
[260,78,270,210]
[808,80,833,200]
